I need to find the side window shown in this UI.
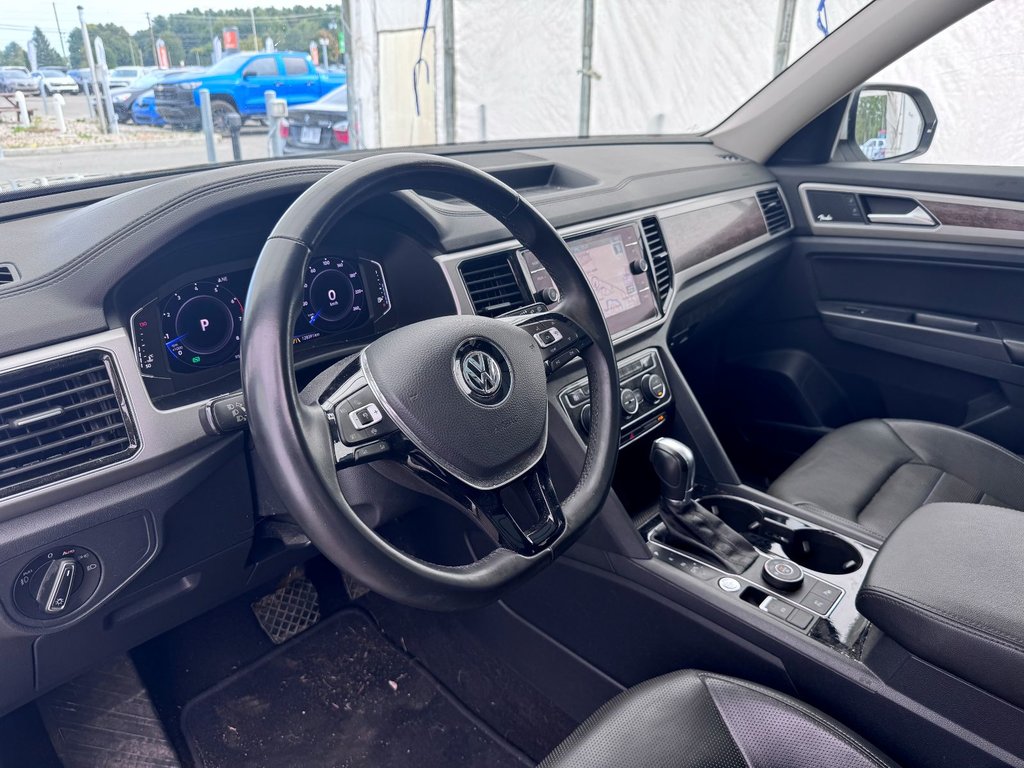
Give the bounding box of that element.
[283,57,309,76]
[839,1,1023,166]
[243,57,278,77]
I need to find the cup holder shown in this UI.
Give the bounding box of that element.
[701,495,764,534]
[782,529,863,575]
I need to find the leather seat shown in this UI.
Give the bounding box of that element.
[768,419,1024,537]
[540,670,896,767]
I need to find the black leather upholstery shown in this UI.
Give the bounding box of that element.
[769,419,1024,537]
[858,502,1024,710]
[540,670,897,768]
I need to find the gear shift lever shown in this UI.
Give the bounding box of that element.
[651,438,757,574]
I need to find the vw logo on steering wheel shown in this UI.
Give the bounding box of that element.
[453,339,513,406]
[462,350,502,396]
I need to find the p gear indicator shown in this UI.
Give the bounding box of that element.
[161,279,245,370]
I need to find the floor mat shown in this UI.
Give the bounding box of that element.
[36,654,180,768]
[179,610,530,768]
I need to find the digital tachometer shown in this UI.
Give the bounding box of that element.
[161,280,244,369]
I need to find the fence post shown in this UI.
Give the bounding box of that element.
[198,89,217,163]
[53,93,67,133]
[14,91,29,126]
[264,90,287,157]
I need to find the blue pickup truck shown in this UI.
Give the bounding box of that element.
[154,51,345,130]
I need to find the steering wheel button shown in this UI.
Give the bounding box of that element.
[353,440,390,461]
[534,328,563,348]
[349,404,383,430]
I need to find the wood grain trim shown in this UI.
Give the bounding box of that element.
[922,200,1024,232]
[659,198,767,272]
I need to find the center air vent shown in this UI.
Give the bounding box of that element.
[459,252,529,317]
[0,264,16,286]
[640,217,673,308]
[756,188,792,235]
[0,352,138,498]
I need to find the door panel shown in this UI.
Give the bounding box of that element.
[701,165,1024,482]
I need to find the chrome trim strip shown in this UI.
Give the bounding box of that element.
[436,183,792,347]
[799,183,1024,247]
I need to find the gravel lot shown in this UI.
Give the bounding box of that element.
[0,93,298,190]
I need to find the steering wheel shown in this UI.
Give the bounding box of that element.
[241,153,620,610]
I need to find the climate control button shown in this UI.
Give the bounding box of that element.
[620,388,641,416]
[641,373,667,403]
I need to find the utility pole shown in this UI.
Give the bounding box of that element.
[77,5,107,133]
[250,8,258,52]
[340,1,358,148]
[442,0,454,144]
[146,12,157,67]
[52,3,67,62]
[773,0,798,75]
[578,0,595,138]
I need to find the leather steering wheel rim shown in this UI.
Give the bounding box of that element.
[241,153,619,610]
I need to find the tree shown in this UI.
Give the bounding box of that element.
[30,27,66,68]
[68,24,135,69]
[0,42,27,68]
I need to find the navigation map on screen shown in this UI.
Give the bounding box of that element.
[520,222,660,336]
[571,234,642,318]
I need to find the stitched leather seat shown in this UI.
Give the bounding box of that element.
[768,419,1024,537]
[540,670,897,767]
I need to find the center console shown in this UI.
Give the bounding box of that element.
[646,495,873,650]
[641,437,875,654]
[560,348,673,448]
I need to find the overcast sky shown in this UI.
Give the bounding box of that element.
[1,2,323,53]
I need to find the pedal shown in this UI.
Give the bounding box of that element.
[251,569,321,645]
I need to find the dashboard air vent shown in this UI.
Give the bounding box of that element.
[756,188,791,235]
[0,264,16,286]
[0,352,138,498]
[641,216,673,307]
[459,252,528,317]
[717,153,746,162]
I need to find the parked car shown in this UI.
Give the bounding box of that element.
[110,68,196,123]
[67,68,92,88]
[859,136,888,159]
[129,90,161,125]
[155,52,345,130]
[31,68,79,95]
[0,68,39,95]
[107,66,152,89]
[281,86,349,154]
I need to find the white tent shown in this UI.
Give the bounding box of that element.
[347,0,1024,166]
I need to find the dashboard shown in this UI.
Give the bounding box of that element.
[0,143,792,720]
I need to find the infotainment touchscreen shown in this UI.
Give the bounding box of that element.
[521,223,660,336]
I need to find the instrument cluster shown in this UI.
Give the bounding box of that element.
[131,252,393,407]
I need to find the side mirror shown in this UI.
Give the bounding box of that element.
[242,70,255,79]
[839,84,937,162]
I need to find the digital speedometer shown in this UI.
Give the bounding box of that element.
[161,280,244,369]
[300,256,370,334]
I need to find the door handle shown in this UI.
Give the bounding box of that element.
[866,206,936,226]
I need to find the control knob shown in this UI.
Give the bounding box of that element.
[620,388,641,416]
[579,403,592,435]
[641,372,667,403]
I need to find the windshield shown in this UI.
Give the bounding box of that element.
[202,54,249,76]
[0,1,872,194]
[321,86,347,107]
